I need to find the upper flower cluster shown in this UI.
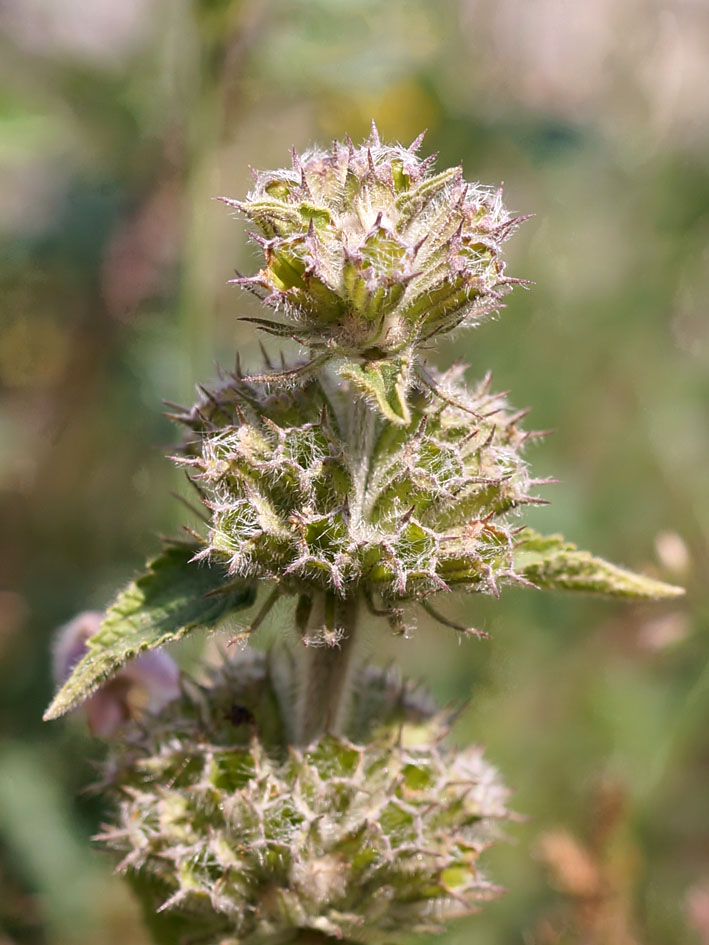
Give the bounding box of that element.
[222,124,526,364]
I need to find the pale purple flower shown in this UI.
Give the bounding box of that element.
[52,611,180,736]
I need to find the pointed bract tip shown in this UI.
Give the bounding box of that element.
[409,130,427,152]
[369,119,381,146]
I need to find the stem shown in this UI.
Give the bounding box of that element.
[295,592,360,745]
[348,391,375,527]
[293,387,372,746]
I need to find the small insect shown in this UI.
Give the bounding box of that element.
[226,703,255,727]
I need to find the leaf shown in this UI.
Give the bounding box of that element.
[44,545,256,721]
[339,354,412,426]
[513,530,684,600]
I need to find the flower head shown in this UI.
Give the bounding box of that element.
[101,653,509,944]
[223,124,527,368]
[175,363,539,608]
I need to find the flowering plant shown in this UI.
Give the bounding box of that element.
[45,126,681,945]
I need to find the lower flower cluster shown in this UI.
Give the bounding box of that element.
[100,653,509,945]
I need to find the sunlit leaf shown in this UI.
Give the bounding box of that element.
[514,530,684,599]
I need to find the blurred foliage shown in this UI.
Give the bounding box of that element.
[0,0,707,943]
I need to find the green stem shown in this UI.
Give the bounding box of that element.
[295,592,360,745]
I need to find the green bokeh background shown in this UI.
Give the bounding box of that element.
[1,1,707,943]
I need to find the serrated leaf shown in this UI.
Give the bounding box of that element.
[339,354,412,425]
[44,545,256,721]
[514,529,684,600]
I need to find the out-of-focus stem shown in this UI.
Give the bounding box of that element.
[295,592,360,745]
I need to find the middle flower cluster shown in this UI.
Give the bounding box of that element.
[176,364,542,605]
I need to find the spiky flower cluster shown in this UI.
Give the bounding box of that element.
[176,363,543,606]
[102,654,509,945]
[223,124,525,367]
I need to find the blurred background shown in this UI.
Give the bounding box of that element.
[1,0,708,942]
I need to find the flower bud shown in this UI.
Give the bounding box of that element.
[223,125,526,363]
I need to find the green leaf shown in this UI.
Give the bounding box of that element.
[339,354,412,425]
[514,530,685,599]
[44,545,256,721]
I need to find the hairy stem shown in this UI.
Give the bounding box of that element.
[347,389,376,527]
[295,592,360,745]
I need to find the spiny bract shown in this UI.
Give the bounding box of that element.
[175,362,545,605]
[101,653,509,945]
[222,124,526,366]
